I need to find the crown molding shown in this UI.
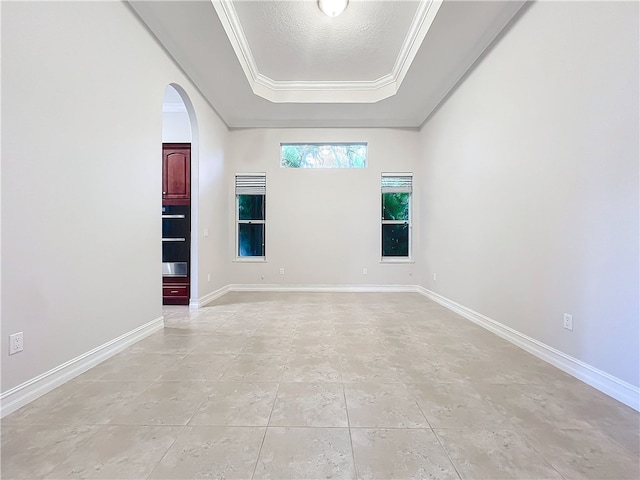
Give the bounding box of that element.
[211,0,443,104]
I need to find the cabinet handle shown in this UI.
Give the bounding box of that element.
[170,290,179,294]
[163,191,166,194]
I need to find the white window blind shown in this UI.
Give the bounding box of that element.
[381,174,413,193]
[235,174,266,195]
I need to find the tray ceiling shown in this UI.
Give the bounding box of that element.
[129,0,528,128]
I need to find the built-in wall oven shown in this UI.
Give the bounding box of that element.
[162,205,190,278]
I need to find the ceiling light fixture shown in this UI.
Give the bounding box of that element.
[318,0,348,17]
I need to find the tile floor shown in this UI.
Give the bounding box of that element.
[1,292,639,479]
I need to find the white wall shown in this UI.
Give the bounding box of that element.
[418,1,639,387]
[1,1,229,394]
[226,128,420,287]
[162,85,191,143]
[162,111,191,143]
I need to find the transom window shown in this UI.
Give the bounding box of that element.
[235,174,266,258]
[381,173,412,259]
[281,143,367,168]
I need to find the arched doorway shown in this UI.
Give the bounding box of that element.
[161,84,199,307]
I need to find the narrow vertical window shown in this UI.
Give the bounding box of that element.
[236,173,266,258]
[381,173,412,259]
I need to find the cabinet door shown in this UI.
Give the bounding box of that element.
[163,144,190,201]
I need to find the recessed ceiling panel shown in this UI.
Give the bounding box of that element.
[233,0,419,82]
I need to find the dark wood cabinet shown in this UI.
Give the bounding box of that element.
[162,277,190,305]
[162,143,190,205]
[162,143,190,305]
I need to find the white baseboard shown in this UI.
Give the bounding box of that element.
[194,284,232,308]
[0,316,164,418]
[417,286,640,411]
[226,283,419,293]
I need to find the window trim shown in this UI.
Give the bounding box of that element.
[235,173,266,260]
[381,173,413,261]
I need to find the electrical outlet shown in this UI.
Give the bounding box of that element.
[433,273,437,281]
[363,268,368,275]
[203,228,209,237]
[279,268,285,275]
[563,313,573,331]
[207,273,211,282]
[9,332,23,355]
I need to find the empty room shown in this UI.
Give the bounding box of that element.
[1,0,638,479]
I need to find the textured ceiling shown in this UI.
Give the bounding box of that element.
[129,0,527,128]
[231,1,419,82]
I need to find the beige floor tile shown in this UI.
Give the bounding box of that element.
[435,428,562,479]
[289,337,337,355]
[21,380,153,425]
[159,353,236,381]
[253,427,355,479]
[89,352,185,381]
[127,332,200,354]
[283,353,342,382]
[148,426,265,479]
[1,424,99,479]
[192,310,238,322]
[44,425,181,479]
[2,378,95,425]
[388,353,469,384]
[190,334,249,354]
[164,316,228,334]
[189,382,278,426]
[334,324,380,336]
[409,382,513,429]
[220,354,287,382]
[241,336,293,355]
[344,383,429,428]
[251,324,297,337]
[270,382,348,427]
[380,335,434,356]
[457,355,566,385]
[475,383,595,429]
[520,428,640,479]
[340,355,402,383]
[215,319,261,335]
[335,337,386,355]
[599,423,640,457]
[351,428,459,480]
[0,424,20,442]
[293,326,337,338]
[109,381,210,425]
[551,377,640,431]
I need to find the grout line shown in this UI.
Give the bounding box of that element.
[518,430,569,480]
[249,364,282,479]
[430,428,464,480]
[145,423,190,480]
[339,353,359,479]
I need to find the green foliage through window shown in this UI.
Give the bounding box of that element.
[382,193,409,221]
[281,143,367,168]
[238,195,265,221]
[237,194,265,257]
[381,174,412,258]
